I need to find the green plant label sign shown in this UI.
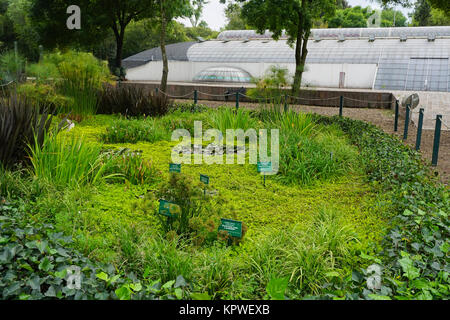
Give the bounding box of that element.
[218,218,242,238]
[257,162,272,173]
[200,174,210,185]
[169,163,181,173]
[158,200,181,217]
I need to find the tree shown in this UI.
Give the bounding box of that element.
[380,8,407,27]
[189,0,208,28]
[0,0,39,60]
[223,2,249,30]
[411,0,431,26]
[0,0,18,52]
[233,0,336,94]
[185,23,219,41]
[429,7,450,25]
[379,0,449,15]
[154,0,192,92]
[31,0,155,72]
[328,6,374,28]
[411,0,450,25]
[336,0,350,9]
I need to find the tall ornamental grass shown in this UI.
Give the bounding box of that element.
[29,133,119,187]
[27,51,111,116]
[211,107,258,133]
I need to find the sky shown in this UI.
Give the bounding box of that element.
[178,0,415,31]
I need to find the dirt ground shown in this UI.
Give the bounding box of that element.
[176,99,450,185]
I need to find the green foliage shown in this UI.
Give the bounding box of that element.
[57,51,110,116]
[327,6,374,28]
[248,66,290,106]
[266,277,289,300]
[28,132,119,187]
[101,118,170,144]
[171,102,208,114]
[17,82,72,113]
[27,51,112,116]
[277,115,359,186]
[0,200,192,300]
[0,94,53,168]
[97,84,172,117]
[153,173,226,244]
[412,0,432,26]
[211,107,258,133]
[240,0,337,92]
[103,148,161,185]
[380,8,407,27]
[0,50,25,82]
[310,115,449,300]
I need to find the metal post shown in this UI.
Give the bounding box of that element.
[431,114,442,167]
[194,90,198,105]
[415,108,424,151]
[339,96,343,117]
[236,92,239,110]
[14,41,19,80]
[284,94,288,112]
[394,100,399,132]
[38,45,43,62]
[403,104,410,141]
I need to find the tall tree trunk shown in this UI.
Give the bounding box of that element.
[160,1,169,93]
[112,23,125,71]
[292,11,304,95]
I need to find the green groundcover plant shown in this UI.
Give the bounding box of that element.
[0,107,448,300]
[302,115,449,300]
[0,201,199,300]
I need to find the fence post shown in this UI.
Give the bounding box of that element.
[394,99,399,132]
[194,90,198,105]
[38,45,44,62]
[415,108,424,151]
[235,92,239,110]
[14,41,19,80]
[431,114,442,167]
[403,104,410,141]
[284,94,288,112]
[339,96,343,117]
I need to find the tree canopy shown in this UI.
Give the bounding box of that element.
[327,6,374,28]
[234,0,337,94]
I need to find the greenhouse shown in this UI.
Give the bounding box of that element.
[124,26,450,92]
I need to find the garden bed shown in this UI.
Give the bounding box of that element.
[1,104,448,300]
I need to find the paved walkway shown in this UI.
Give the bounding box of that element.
[393,90,450,131]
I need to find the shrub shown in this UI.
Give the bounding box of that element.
[139,173,241,246]
[101,118,169,144]
[247,66,290,104]
[211,107,258,133]
[97,84,172,117]
[0,51,25,83]
[171,102,208,114]
[28,133,119,187]
[102,148,161,185]
[28,51,112,116]
[0,201,192,300]
[17,82,72,114]
[307,116,449,300]
[0,94,54,168]
[277,121,358,186]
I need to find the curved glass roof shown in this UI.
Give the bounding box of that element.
[193,67,252,83]
[187,38,450,64]
[218,27,450,41]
